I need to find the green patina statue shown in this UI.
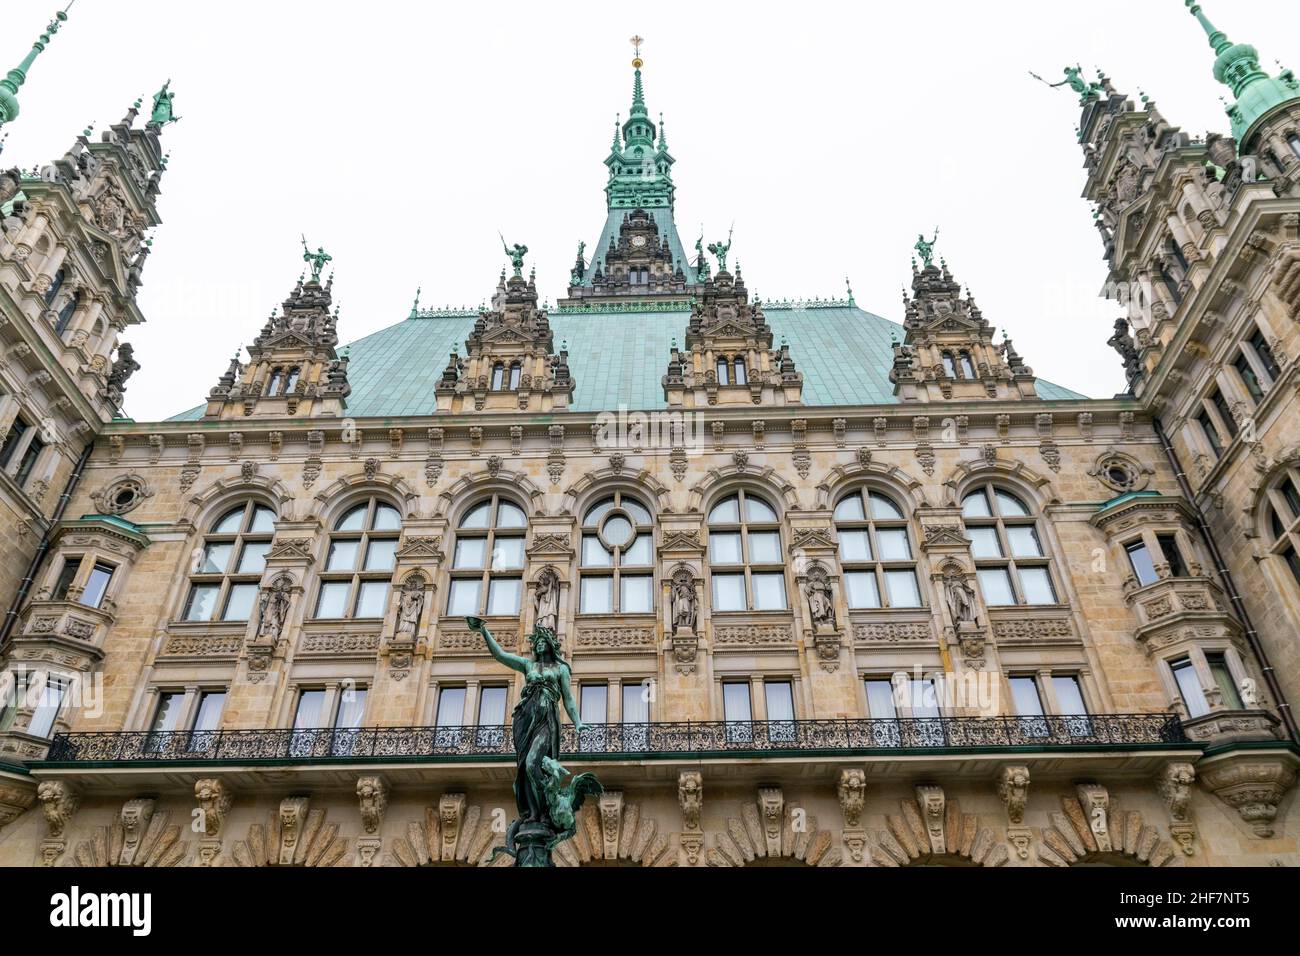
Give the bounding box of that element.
[707,228,732,273]
[149,80,179,127]
[467,616,602,866]
[301,236,332,283]
[500,234,529,277]
[1030,66,1104,104]
[914,227,939,269]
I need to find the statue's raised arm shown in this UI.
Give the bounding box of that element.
[466,616,528,673]
[558,661,583,733]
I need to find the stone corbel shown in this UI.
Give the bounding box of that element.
[997,765,1032,861]
[193,778,234,866]
[33,780,75,866]
[1076,783,1113,852]
[598,790,624,860]
[356,775,389,867]
[119,797,157,866]
[915,785,946,855]
[757,786,784,857]
[837,770,867,864]
[277,796,311,866]
[438,792,466,862]
[1197,749,1299,838]
[678,771,703,866]
[1157,762,1197,856]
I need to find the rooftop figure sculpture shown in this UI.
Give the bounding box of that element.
[914,228,939,269]
[1030,65,1104,104]
[301,236,331,283]
[500,234,528,277]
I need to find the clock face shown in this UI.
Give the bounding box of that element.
[631,235,647,248]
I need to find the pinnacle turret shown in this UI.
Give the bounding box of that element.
[0,4,72,131]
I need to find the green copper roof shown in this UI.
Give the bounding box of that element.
[1185,1,1300,147]
[167,305,1085,422]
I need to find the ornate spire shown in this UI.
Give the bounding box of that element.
[0,3,73,129]
[1184,0,1300,147]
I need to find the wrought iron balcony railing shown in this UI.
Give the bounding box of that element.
[43,714,1188,765]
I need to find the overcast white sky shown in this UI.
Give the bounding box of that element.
[7,0,1299,421]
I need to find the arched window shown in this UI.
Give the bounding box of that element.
[708,491,786,611]
[734,359,748,385]
[962,485,1057,606]
[1264,467,1300,590]
[183,501,277,622]
[834,489,922,609]
[54,290,79,336]
[958,352,976,379]
[508,363,521,389]
[267,368,284,397]
[942,352,957,378]
[284,366,300,394]
[716,359,730,386]
[314,498,402,619]
[579,492,654,614]
[491,363,505,390]
[447,495,527,617]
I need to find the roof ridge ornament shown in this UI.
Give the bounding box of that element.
[0,2,74,130]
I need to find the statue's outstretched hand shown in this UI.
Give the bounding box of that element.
[466,616,485,633]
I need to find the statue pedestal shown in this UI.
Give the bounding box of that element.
[513,820,558,868]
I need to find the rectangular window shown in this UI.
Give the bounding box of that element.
[624,535,653,565]
[1171,657,1209,718]
[223,583,258,621]
[1235,354,1266,404]
[191,691,226,733]
[1020,567,1058,605]
[839,530,872,562]
[1209,389,1239,439]
[581,535,611,567]
[183,584,220,622]
[451,538,484,570]
[844,571,881,609]
[1249,328,1281,381]
[864,679,898,719]
[199,543,233,574]
[1156,534,1188,578]
[711,573,746,612]
[883,570,922,608]
[236,542,270,574]
[354,581,389,618]
[492,537,525,571]
[363,539,397,572]
[334,686,367,728]
[0,673,26,733]
[1206,653,1243,710]
[579,576,612,614]
[15,435,45,489]
[1009,676,1045,716]
[708,532,742,564]
[478,686,508,725]
[765,680,796,743]
[1006,526,1044,559]
[1126,540,1159,587]
[50,558,81,602]
[723,682,752,743]
[875,529,911,561]
[968,527,1002,559]
[150,691,186,733]
[620,575,653,613]
[1051,676,1089,716]
[751,572,787,610]
[978,568,1016,606]
[435,687,466,727]
[909,678,941,719]
[446,579,481,616]
[579,684,608,724]
[1197,410,1224,457]
[0,417,30,470]
[293,689,329,729]
[621,682,650,723]
[315,581,349,619]
[748,532,781,563]
[486,577,521,616]
[27,676,69,738]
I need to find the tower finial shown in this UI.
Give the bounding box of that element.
[630,35,644,68]
[0,3,74,129]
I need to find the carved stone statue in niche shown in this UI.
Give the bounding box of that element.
[944,571,978,627]
[534,568,560,633]
[256,576,292,642]
[395,577,425,639]
[670,569,697,634]
[804,567,836,631]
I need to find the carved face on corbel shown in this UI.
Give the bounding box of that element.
[119,798,156,864]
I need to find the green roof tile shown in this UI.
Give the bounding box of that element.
[167,305,1086,422]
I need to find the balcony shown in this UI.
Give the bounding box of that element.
[43,714,1188,766]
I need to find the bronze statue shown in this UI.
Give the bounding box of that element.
[500,234,528,277]
[914,228,939,269]
[468,616,600,866]
[301,235,332,283]
[1030,66,1104,103]
[707,227,733,273]
[149,80,180,127]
